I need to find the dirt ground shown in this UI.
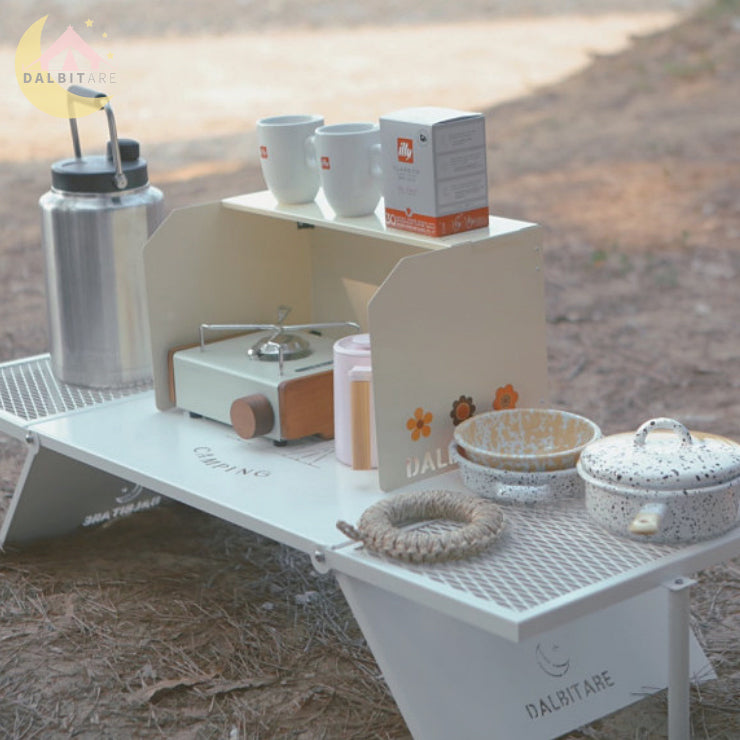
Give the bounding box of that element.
[1,0,740,738]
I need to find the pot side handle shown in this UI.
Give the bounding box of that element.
[629,502,668,536]
[634,417,693,448]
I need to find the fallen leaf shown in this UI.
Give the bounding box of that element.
[132,673,216,703]
[202,675,279,696]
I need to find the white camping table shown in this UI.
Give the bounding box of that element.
[0,355,738,739]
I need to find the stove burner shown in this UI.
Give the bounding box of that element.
[247,331,312,362]
[198,306,360,374]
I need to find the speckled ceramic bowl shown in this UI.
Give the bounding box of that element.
[450,442,584,505]
[453,408,601,472]
[578,417,740,544]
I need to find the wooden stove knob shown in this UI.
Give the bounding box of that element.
[230,394,275,439]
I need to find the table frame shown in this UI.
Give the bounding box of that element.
[1,356,736,739]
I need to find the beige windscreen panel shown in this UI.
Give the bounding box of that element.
[369,223,548,491]
[143,193,547,491]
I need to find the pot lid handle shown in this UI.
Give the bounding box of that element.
[634,417,693,448]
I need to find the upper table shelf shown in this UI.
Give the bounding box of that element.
[222,190,537,247]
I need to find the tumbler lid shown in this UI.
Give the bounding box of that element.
[51,138,149,193]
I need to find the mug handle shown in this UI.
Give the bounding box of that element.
[369,142,383,183]
[305,135,318,170]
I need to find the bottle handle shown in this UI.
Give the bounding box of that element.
[66,86,128,190]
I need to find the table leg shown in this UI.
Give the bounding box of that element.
[332,568,710,740]
[0,434,163,547]
[665,576,696,740]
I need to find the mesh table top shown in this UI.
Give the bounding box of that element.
[2,355,738,641]
[341,502,678,611]
[0,355,150,423]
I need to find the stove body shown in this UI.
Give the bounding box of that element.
[171,330,336,442]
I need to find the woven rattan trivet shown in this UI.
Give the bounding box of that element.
[336,489,505,564]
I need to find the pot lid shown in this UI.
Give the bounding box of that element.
[578,417,740,491]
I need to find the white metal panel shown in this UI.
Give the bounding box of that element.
[27,391,388,555]
[0,444,163,546]
[337,575,712,740]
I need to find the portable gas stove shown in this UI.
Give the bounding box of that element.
[169,308,359,443]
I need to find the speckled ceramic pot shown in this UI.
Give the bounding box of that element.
[453,408,601,472]
[450,442,584,505]
[577,417,740,544]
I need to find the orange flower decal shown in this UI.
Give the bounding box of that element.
[406,407,433,441]
[493,384,519,410]
[450,395,475,425]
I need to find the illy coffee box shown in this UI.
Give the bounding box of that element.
[379,107,489,237]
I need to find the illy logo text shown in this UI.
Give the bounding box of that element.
[397,138,413,163]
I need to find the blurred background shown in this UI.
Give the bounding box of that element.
[2,1,695,163]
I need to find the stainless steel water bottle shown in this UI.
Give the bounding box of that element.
[39,86,164,388]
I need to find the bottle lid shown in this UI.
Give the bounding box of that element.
[351,334,371,350]
[334,333,371,357]
[51,138,149,193]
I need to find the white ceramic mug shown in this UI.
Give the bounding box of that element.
[309,123,382,217]
[257,114,324,204]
